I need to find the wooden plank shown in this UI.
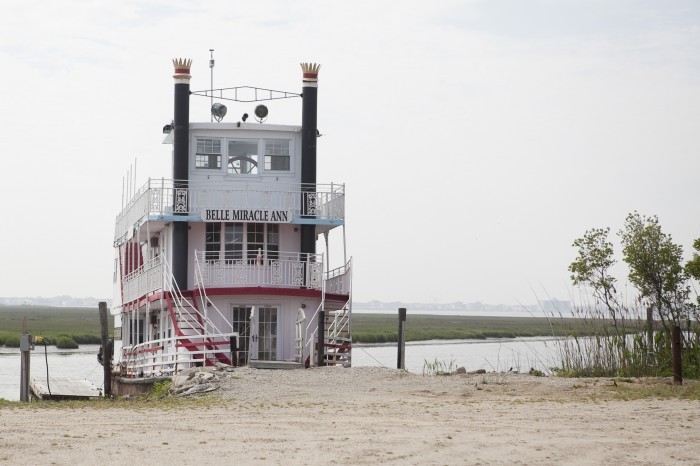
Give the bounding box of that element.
[248,360,303,370]
[30,377,101,400]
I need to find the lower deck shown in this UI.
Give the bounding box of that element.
[116,287,351,377]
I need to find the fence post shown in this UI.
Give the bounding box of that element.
[397,308,407,370]
[672,325,682,385]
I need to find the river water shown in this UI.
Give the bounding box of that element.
[0,336,563,401]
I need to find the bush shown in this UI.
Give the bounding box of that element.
[73,334,101,344]
[4,335,20,347]
[56,336,78,349]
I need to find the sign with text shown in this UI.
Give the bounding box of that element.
[201,209,292,223]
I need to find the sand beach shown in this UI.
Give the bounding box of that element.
[1,366,699,465]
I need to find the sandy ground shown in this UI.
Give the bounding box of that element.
[1,367,699,465]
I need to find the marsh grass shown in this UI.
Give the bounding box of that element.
[0,305,108,347]
[553,301,700,379]
[353,314,603,344]
[422,357,456,376]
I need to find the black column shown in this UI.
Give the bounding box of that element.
[172,59,191,291]
[300,64,320,258]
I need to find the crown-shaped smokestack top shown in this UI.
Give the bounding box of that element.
[301,63,321,84]
[172,58,192,80]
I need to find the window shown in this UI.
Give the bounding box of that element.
[228,140,258,175]
[205,223,221,261]
[247,223,264,265]
[264,139,290,171]
[224,223,244,261]
[206,223,279,264]
[195,138,222,169]
[267,224,279,261]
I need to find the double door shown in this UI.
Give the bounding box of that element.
[231,305,277,365]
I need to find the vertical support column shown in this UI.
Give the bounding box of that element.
[300,63,321,260]
[99,302,112,397]
[397,308,407,370]
[317,309,325,367]
[672,325,682,385]
[172,58,192,291]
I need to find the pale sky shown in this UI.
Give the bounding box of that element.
[0,1,698,305]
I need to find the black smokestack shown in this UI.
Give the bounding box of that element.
[172,58,191,291]
[300,63,320,258]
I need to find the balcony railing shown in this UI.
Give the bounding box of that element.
[122,255,164,303]
[195,251,324,290]
[115,178,345,243]
[121,250,352,303]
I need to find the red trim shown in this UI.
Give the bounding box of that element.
[303,72,318,79]
[174,68,190,74]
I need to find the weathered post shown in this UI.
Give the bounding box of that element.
[99,302,112,397]
[397,308,407,370]
[19,332,32,402]
[317,309,325,367]
[672,324,682,385]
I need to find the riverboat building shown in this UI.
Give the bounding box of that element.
[111,58,352,377]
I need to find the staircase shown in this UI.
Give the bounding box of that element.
[318,302,352,366]
[166,291,233,366]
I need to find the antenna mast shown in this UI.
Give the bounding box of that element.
[209,49,215,122]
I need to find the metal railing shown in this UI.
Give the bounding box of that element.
[121,251,351,303]
[115,178,345,243]
[122,255,165,303]
[120,332,239,378]
[196,251,325,290]
[326,258,353,295]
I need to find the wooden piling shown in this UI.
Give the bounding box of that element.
[397,308,407,370]
[672,324,682,385]
[99,302,112,397]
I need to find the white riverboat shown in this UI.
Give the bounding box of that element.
[111,57,351,380]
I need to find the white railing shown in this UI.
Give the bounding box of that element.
[304,299,352,367]
[326,258,352,295]
[120,332,239,378]
[195,251,325,290]
[304,302,325,365]
[122,255,165,303]
[164,255,232,338]
[115,178,345,243]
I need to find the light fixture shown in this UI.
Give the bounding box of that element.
[254,104,268,123]
[211,103,227,122]
[242,113,249,122]
[162,124,173,134]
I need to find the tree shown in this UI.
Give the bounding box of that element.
[619,212,689,330]
[686,238,700,282]
[568,227,620,323]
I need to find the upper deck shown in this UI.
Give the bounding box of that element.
[114,178,344,246]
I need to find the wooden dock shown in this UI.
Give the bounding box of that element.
[30,378,102,401]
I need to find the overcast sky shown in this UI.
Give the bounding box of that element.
[1,1,698,306]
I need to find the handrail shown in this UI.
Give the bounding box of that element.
[193,251,234,332]
[121,332,239,377]
[163,255,228,338]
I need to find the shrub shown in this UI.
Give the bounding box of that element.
[4,335,20,348]
[56,336,78,349]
